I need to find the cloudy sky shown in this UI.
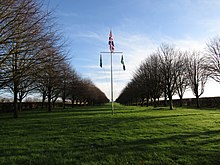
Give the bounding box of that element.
[45,0,220,100]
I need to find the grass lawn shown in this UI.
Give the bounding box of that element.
[0,104,220,165]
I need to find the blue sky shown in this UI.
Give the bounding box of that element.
[45,0,220,99]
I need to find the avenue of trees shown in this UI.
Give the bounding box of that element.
[0,0,108,118]
[116,39,220,109]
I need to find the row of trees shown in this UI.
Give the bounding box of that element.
[116,38,220,109]
[0,0,108,118]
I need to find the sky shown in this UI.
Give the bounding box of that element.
[45,0,220,100]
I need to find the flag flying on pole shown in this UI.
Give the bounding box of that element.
[109,30,115,52]
[121,55,124,65]
[100,54,102,68]
[121,55,126,71]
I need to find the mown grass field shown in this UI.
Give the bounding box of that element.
[0,104,220,165]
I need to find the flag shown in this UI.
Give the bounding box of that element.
[109,30,115,52]
[123,64,126,71]
[121,55,126,71]
[121,55,124,65]
[100,54,102,68]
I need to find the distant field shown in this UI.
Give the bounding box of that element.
[0,104,220,165]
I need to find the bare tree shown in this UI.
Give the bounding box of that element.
[132,63,150,106]
[148,53,163,107]
[205,37,220,82]
[185,51,208,108]
[175,51,189,106]
[134,54,163,107]
[159,44,183,110]
[117,53,164,107]
[35,47,66,112]
[68,69,81,107]
[0,0,54,117]
[116,81,137,105]
[58,61,72,109]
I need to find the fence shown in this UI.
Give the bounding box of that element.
[151,97,220,108]
[0,102,87,113]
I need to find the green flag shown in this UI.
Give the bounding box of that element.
[123,64,126,71]
[121,55,125,71]
[121,55,124,65]
[100,54,102,68]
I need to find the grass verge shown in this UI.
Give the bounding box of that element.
[0,104,220,164]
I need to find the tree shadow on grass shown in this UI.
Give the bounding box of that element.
[83,129,220,164]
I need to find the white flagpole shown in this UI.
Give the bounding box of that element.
[100,51,123,115]
[110,52,114,115]
[100,30,123,115]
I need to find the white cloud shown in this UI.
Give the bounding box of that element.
[160,36,206,51]
[74,31,101,40]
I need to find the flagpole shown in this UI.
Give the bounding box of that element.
[110,52,114,115]
[99,30,124,115]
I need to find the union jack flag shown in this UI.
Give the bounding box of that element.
[109,30,115,52]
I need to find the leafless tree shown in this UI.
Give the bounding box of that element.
[148,53,164,107]
[0,0,108,114]
[117,53,164,107]
[58,61,72,109]
[185,51,208,108]
[175,51,189,106]
[116,81,137,105]
[67,77,108,106]
[132,63,150,106]
[68,69,81,107]
[159,44,183,110]
[205,37,220,82]
[35,47,66,112]
[0,0,55,117]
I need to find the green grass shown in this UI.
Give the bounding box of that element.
[0,104,220,164]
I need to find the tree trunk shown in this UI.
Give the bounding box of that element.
[41,91,46,109]
[141,97,144,107]
[179,95,183,107]
[71,96,75,108]
[196,94,199,108]
[146,96,149,107]
[153,97,157,107]
[13,52,18,118]
[177,85,184,107]
[164,84,167,106]
[52,100,56,108]
[48,87,52,112]
[18,98,22,112]
[62,89,66,109]
[13,87,18,118]
[62,97,66,109]
[195,83,200,108]
[168,93,173,110]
